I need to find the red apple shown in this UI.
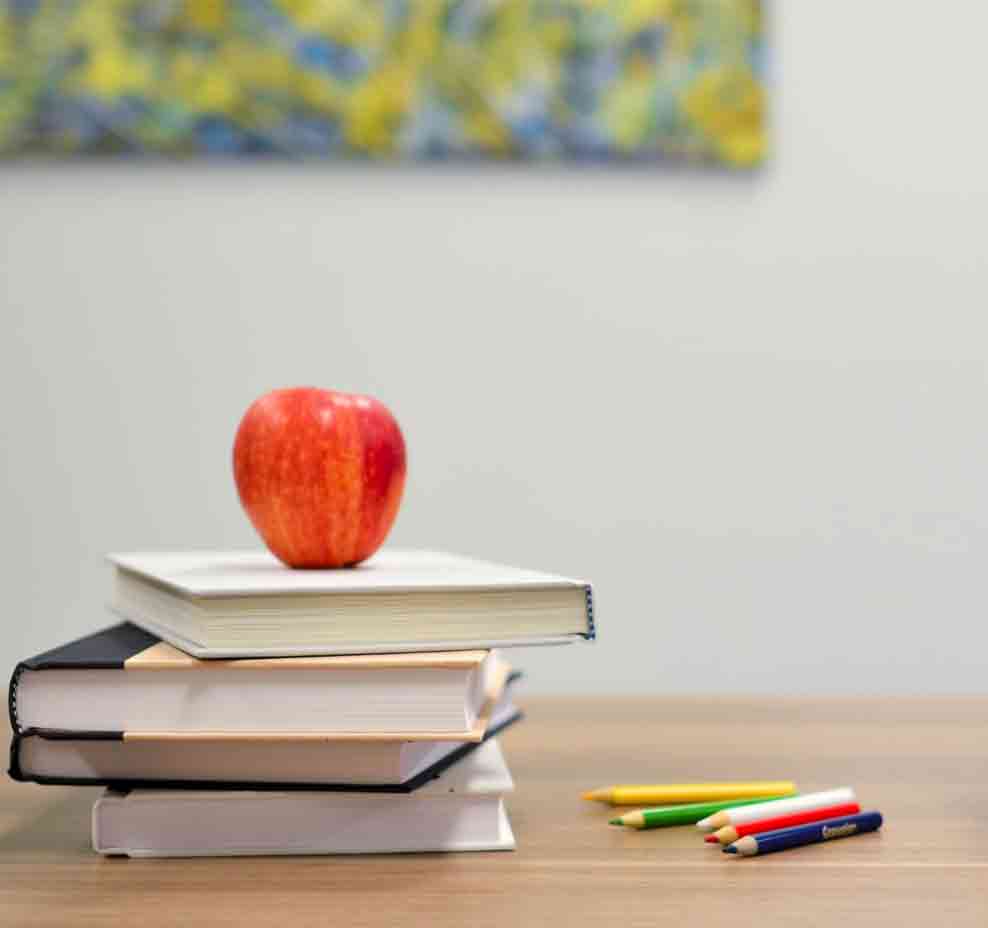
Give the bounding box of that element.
[232,387,406,568]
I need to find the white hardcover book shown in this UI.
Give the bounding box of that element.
[92,739,516,857]
[108,548,594,658]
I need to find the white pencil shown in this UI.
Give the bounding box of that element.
[695,787,856,832]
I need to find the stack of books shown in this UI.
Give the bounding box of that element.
[8,549,593,857]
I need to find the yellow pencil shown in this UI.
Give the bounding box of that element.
[581,781,797,806]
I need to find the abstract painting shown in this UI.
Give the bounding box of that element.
[0,1,766,165]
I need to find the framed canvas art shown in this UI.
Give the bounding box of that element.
[0,0,766,165]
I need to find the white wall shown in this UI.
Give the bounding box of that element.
[2,3,987,693]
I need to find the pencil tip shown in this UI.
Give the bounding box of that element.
[582,789,609,802]
[704,835,718,844]
[723,845,738,854]
[608,819,623,826]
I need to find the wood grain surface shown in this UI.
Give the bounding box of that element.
[2,697,986,927]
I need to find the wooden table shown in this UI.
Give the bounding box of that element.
[2,698,986,926]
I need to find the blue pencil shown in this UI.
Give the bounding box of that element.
[723,811,883,857]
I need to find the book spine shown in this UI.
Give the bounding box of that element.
[7,731,24,782]
[584,584,596,640]
[7,663,25,734]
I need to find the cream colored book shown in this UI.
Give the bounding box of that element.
[108,548,595,658]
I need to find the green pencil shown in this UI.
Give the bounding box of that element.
[609,795,792,829]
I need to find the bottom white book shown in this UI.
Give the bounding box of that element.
[92,738,515,857]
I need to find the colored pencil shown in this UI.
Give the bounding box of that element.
[582,781,796,806]
[705,802,861,844]
[723,811,883,857]
[696,787,855,831]
[609,795,791,829]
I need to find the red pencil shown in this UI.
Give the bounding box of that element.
[705,802,861,845]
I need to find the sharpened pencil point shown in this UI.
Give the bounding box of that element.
[723,845,738,854]
[608,819,623,826]
[704,835,718,844]
[582,788,610,802]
